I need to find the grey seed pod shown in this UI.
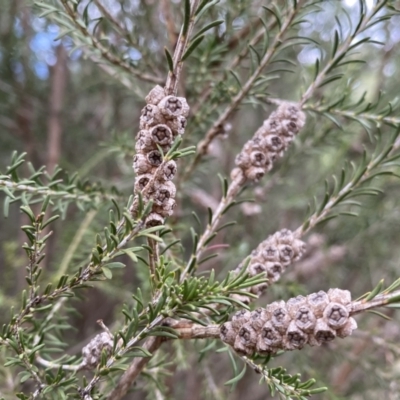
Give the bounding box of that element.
[282,119,300,135]
[231,309,251,330]
[243,140,262,153]
[147,150,163,167]
[150,124,173,146]
[145,212,164,227]
[248,259,267,276]
[314,318,336,343]
[250,151,268,167]
[230,167,245,182]
[295,306,316,333]
[235,153,251,169]
[276,103,301,121]
[263,134,286,152]
[250,282,269,295]
[154,198,176,217]
[134,174,152,192]
[159,96,190,119]
[135,129,154,151]
[167,115,187,135]
[145,85,165,105]
[278,244,294,265]
[323,302,349,329]
[271,305,291,334]
[266,300,285,318]
[263,118,283,135]
[292,239,307,260]
[260,245,279,262]
[275,229,295,244]
[307,291,330,318]
[135,139,152,153]
[133,154,153,174]
[336,317,357,338]
[161,160,177,180]
[245,166,266,181]
[153,184,173,205]
[284,320,308,350]
[327,288,352,305]
[161,181,176,199]
[250,308,268,331]
[258,321,283,350]
[220,322,237,346]
[234,323,258,354]
[265,261,283,282]
[140,104,163,128]
[81,332,113,370]
[286,295,307,318]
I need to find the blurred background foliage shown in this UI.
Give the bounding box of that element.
[1,0,400,398]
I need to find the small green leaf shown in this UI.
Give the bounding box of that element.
[102,267,112,279]
[105,262,126,269]
[182,35,205,61]
[164,47,174,72]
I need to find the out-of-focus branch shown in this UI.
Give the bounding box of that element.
[47,45,67,173]
[165,0,201,94]
[59,0,163,85]
[105,337,162,400]
[184,2,302,179]
[300,0,387,106]
[160,0,178,48]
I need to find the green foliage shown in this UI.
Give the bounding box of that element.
[1,0,400,399]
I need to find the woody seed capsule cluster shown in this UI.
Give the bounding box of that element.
[133,85,190,226]
[81,332,113,370]
[220,289,357,356]
[231,102,306,182]
[232,229,306,303]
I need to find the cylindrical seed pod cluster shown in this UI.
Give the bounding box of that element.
[133,85,190,226]
[220,288,357,356]
[231,102,306,182]
[81,332,113,370]
[232,229,306,303]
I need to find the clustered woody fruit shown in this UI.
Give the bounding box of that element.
[232,229,306,303]
[220,289,357,356]
[231,102,306,182]
[81,332,113,370]
[132,85,190,226]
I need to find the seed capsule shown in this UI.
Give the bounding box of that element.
[145,85,165,105]
[323,303,349,329]
[150,124,173,146]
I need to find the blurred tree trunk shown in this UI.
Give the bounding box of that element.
[47,44,67,174]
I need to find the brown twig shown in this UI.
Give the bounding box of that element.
[105,337,163,400]
[165,0,201,95]
[160,0,178,48]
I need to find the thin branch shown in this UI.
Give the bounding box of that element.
[191,20,271,115]
[305,104,400,127]
[59,0,163,85]
[0,178,117,204]
[300,0,387,106]
[160,0,178,48]
[184,2,302,179]
[105,337,162,400]
[165,0,201,95]
[181,173,245,281]
[351,289,400,314]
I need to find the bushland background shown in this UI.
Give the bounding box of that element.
[1,0,400,399]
